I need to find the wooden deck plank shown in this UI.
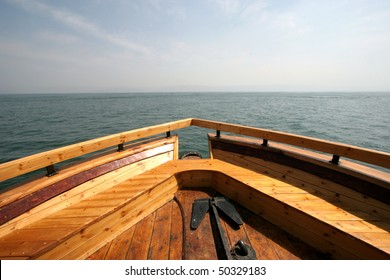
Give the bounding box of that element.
[241,207,326,260]
[84,190,331,260]
[148,202,172,260]
[242,216,281,259]
[86,242,111,260]
[169,200,183,260]
[175,189,218,260]
[0,240,57,258]
[105,226,135,260]
[240,206,303,260]
[126,212,156,260]
[1,156,389,260]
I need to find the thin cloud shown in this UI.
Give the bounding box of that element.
[215,0,241,15]
[8,0,152,55]
[214,0,268,20]
[272,13,312,36]
[37,31,81,45]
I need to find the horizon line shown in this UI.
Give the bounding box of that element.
[1,90,390,95]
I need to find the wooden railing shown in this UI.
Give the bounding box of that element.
[1,118,389,184]
[0,118,192,183]
[192,119,390,170]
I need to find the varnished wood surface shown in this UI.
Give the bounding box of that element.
[112,158,390,259]
[208,135,390,204]
[0,136,178,208]
[0,144,174,226]
[207,154,390,258]
[0,151,389,259]
[2,118,389,185]
[0,119,190,183]
[192,118,390,169]
[0,151,174,239]
[0,114,388,261]
[87,189,325,260]
[0,152,175,259]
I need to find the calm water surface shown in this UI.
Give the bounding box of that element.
[0,92,389,187]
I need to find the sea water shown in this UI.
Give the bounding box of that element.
[0,92,389,187]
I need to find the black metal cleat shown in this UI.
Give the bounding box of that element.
[190,196,256,260]
[231,240,257,260]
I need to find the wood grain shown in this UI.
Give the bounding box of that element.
[0,119,189,183]
[126,212,156,260]
[169,199,183,260]
[175,189,218,260]
[0,144,174,226]
[0,136,178,208]
[192,118,390,169]
[148,202,172,259]
[209,136,390,204]
[0,152,173,238]
[84,190,326,260]
[2,117,389,186]
[1,144,389,260]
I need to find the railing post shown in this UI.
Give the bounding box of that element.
[117,143,124,152]
[46,164,58,177]
[330,155,340,165]
[166,131,171,138]
[262,139,268,146]
[216,130,221,137]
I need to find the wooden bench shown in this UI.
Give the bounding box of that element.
[0,158,389,259]
[155,159,390,259]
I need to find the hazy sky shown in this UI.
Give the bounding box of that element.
[1,0,390,93]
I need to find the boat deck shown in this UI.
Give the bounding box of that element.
[0,158,389,259]
[87,189,325,260]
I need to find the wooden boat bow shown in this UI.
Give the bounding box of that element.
[0,118,389,259]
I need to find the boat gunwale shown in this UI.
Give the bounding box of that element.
[1,118,389,185]
[0,155,389,259]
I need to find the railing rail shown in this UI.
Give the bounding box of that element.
[191,118,390,170]
[0,118,192,183]
[1,118,389,184]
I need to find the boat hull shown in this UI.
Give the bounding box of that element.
[0,118,389,260]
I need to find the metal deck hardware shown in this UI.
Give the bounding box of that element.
[117,143,124,152]
[330,154,340,165]
[45,164,58,177]
[191,196,256,260]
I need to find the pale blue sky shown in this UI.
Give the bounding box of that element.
[1,0,390,93]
